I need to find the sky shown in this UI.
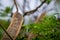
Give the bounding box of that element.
[0,0,41,20]
[0,0,59,21]
[0,0,41,14]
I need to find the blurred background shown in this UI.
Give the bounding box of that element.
[0,0,60,40]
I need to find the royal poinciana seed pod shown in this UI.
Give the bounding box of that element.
[2,0,23,40]
[2,12,23,40]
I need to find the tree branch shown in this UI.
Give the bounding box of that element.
[14,0,18,12]
[23,0,47,16]
[0,24,13,40]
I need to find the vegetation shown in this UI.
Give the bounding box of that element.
[0,7,11,16]
[16,15,60,40]
[0,15,60,40]
[0,20,10,40]
[0,0,60,40]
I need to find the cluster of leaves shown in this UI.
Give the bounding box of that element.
[0,7,11,16]
[46,0,51,4]
[31,16,60,40]
[40,0,51,4]
[0,27,3,40]
[18,15,60,40]
[0,20,10,29]
[29,16,57,33]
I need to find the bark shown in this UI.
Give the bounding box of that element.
[2,12,23,40]
[2,0,24,40]
[24,0,47,16]
[35,11,46,23]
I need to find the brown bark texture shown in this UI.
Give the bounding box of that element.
[2,12,23,40]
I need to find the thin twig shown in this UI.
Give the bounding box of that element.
[0,24,13,40]
[24,0,47,16]
[14,0,18,12]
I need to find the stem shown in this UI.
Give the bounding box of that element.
[0,24,13,40]
[24,0,47,16]
[14,0,18,12]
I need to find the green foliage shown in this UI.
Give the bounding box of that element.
[40,0,51,4]
[22,15,60,40]
[0,20,10,40]
[4,7,11,13]
[25,16,57,33]
[46,0,51,4]
[0,15,60,40]
[0,7,11,16]
[0,20,10,29]
[0,28,3,40]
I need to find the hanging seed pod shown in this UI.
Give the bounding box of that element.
[2,12,23,40]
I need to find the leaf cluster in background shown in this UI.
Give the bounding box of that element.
[22,15,60,40]
[46,0,51,4]
[0,7,11,16]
